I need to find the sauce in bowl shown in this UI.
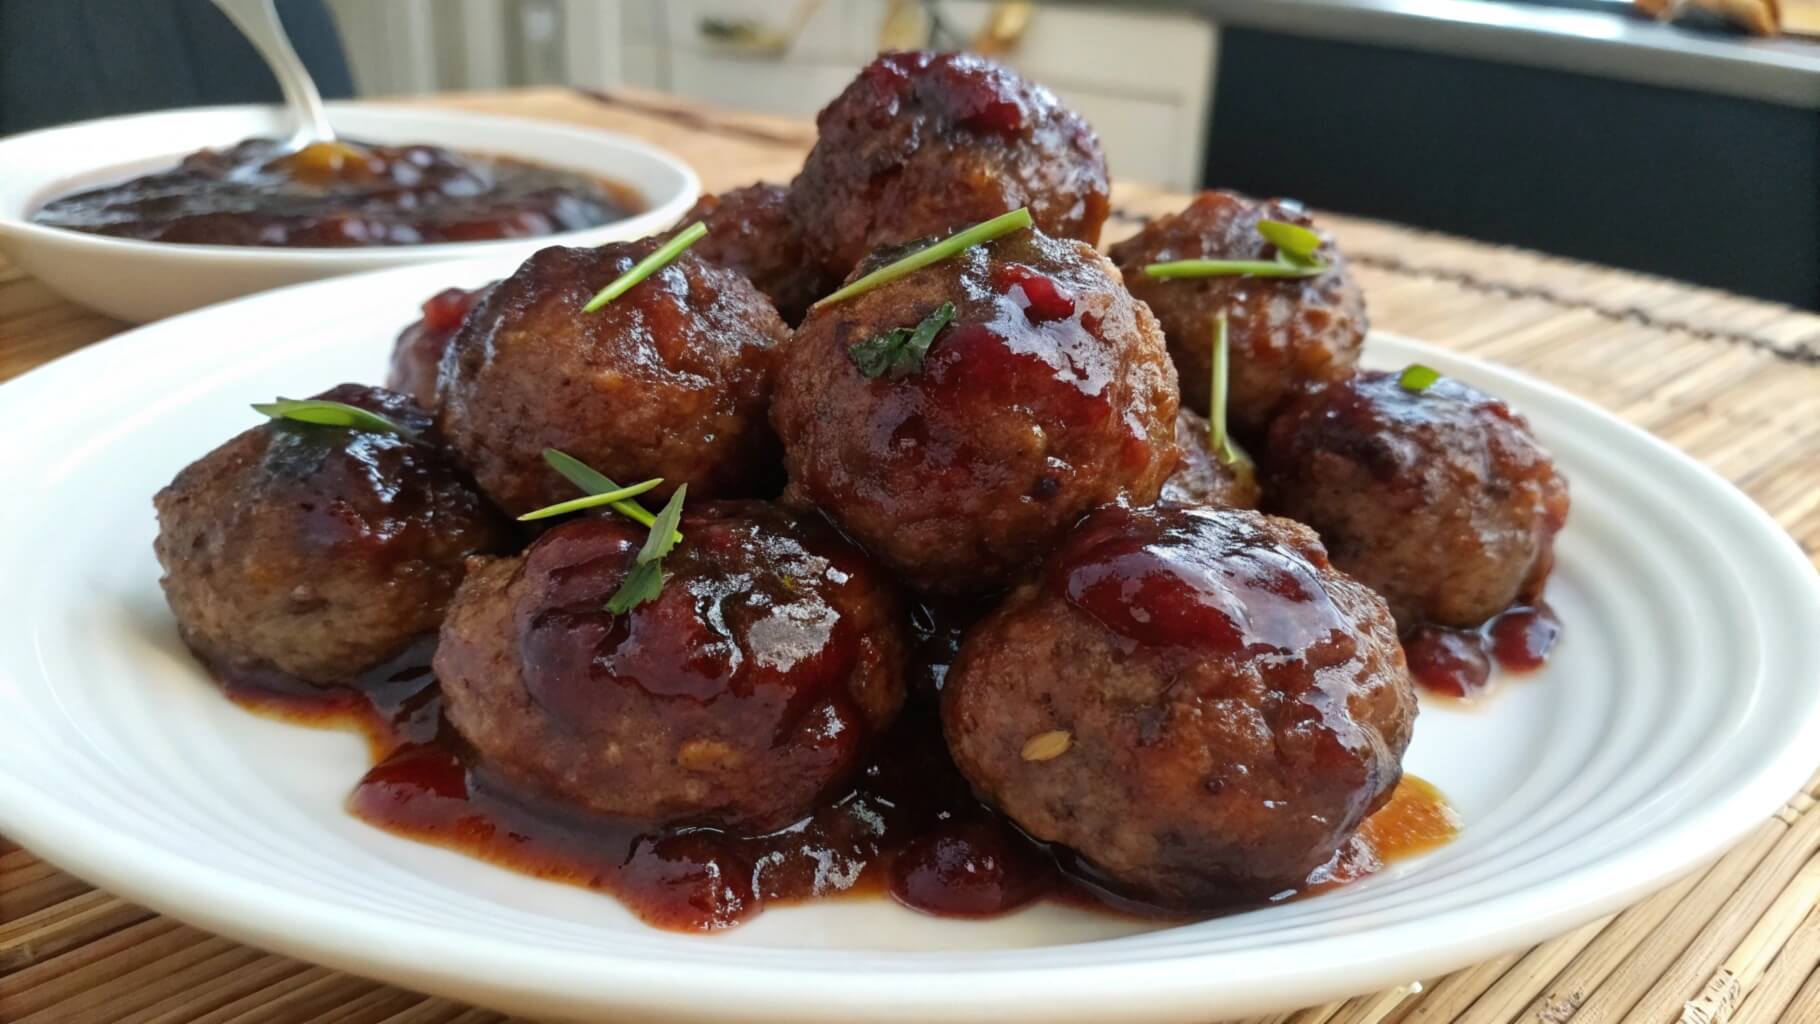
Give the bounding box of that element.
[30,138,640,248]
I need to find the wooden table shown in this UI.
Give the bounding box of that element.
[3,88,1819,1024]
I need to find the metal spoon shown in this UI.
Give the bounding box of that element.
[211,0,336,148]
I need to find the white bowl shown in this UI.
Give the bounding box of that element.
[0,103,700,323]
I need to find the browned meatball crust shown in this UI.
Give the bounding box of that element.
[438,240,786,516]
[789,50,1110,276]
[1264,370,1570,629]
[943,504,1416,906]
[1161,407,1262,508]
[385,283,494,410]
[670,184,837,325]
[1110,191,1367,435]
[153,384,509,684]
[435,502,908,832]
[770,227,1179,594]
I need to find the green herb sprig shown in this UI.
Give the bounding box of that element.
[1208,312,1238,466]
[1399,364,1442,392]
[516,477,665,522]
[544,449,683,544]
[582,222,708,313]
[606,484,686,614]
[813,208,1034,309]
[252,399,415,438]
[1256,219,1322,262]
[1145,217,1331,280]
[848,302,957,379]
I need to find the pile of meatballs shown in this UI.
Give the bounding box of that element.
[154,51,1568,914]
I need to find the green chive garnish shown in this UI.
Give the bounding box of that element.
[605,483,687,614]
[1257,219,1322,261]
[581,222,708,313]
[252,399,414,438]
[812,208,1034,309]
[543,449,683,544]
[1144,259,1326,280]
[1209,312,1238,467]
[516,477,665,522]
[848,302,957,379]
[1399,364,1442,392]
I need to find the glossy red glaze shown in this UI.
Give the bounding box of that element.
[1403,604,1560,699]
[993,263,1076,323]
[1047,504,1340,655]
[213,644,1457,931]
[33,138,638,247]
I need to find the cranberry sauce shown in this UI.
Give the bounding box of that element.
[1402,604,1561,699]
[32,138,640,248]
[208,598,1455,932]
[1048,504,1339,655]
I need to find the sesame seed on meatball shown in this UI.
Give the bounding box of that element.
[942,504,1416,906]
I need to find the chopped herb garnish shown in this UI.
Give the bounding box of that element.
[848,302,957,379]
[516,477,665,522]
[581,222,708,313]
[543,449,683,544]
[1209,312,1239,466]
[1257,219,1322,262]
[252,398,415,438]
[606,561,666,614]
[1144,258,1326,280]
[1399,364,1442,392]
[813,208,1034,309]
[606,484,686,614]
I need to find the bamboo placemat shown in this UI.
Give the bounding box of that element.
[2,88,1819,1024]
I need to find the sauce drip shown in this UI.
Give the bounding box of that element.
[212,653,1458,932]
[1402,604,1560,699]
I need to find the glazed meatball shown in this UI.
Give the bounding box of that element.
[385,283,494,409]
[1110,191,1367,435]
[1161,407,1262,508]
[669,184,837,325]
[436,502,907,832]
[1264,370,1569,629]
[153,384,508,684]
[789,51,1110,276]
[943,505,1416,906]
[770,226,1178,594]
[438,240,786,516]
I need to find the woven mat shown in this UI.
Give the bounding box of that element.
[2,88,1819,1024]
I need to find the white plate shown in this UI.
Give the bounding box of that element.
[1,257,1817,1024]
[0,104,699,323]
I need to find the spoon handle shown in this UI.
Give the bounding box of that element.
[211,0,336,147]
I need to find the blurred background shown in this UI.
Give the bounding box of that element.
[2,0,1815,308]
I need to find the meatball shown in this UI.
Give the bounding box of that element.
[669,184,836,325]
[153,384,509,684]
[942,504,1415,906]
[770,226,1178,594]
[1263,369,1570,629]
[789,50,1110,276]
[1161,407,1262,508]
[1109,191,1367,435]
[385,283,494,409]
[435,502,908,832]
[438,240,786,516]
